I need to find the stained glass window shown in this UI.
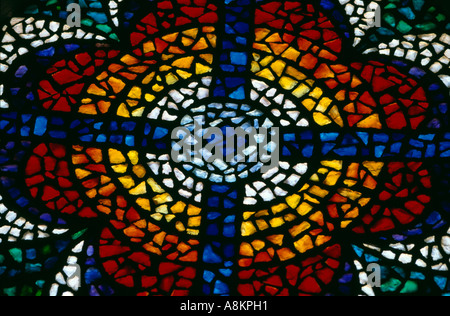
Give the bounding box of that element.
[0,0,449,298]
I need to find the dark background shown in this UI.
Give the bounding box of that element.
[1,0,35,23]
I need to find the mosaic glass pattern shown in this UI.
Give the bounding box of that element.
[0,0,449,296]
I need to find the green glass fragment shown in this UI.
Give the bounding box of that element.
[381,278,402,292]
[42,244,51,255]
[400,280,418,293]
[96,24,112,34]
[416,22,437,31]
[81,18,94,27]
[72,228,87,240]
[436,14,446,22]
[383,13,396,27]
[110,33,120,41]
[397,20,413,33]
[9,248,22,263]
[20,285,35,296]
[412,0,425,11]
[3,287,16,296]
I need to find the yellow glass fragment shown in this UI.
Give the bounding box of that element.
[241,221,258,236]
[192,37,209,51]
[363,161,384,176]
[136,198,151,211]
[143,41,155,53]
[187,204,202,216]
[111,164,128,173]
[118,176,135,189]
[100,175,111,185]
[310,87,323,99]
[75,168,91,179]
[269,217,285,228]
[297,202,313,216]
[132,165,146,178]
[206,34,217,47]
[289,221,311,237]
[270,43,289,55]
[120,54,140,65]
[281,47,301,61]
[329,105,344,127]
[315,235,332,246]
[256,68,275,81]
[309,185,329,198]
[256,219,269,231]
[127,86,141,99]
[203,26,215,33]
[313,112,333,126]
[309,211,324,226]
[260,55,274,67]
[316,97,332,113]
[271,203,288,214]
[187,228,199,236]
[196,63,212,74]
[324,171,341,186]
[291,84,310,99]
[159,65,172,72]
[87,84,106,96]
[86,189,97,198]
[277,248,296,261]
[171,201,187,214]
[200,54,213,64]
[165,73,179,85]
[251,61,260,73]
[243,211,255,220]
[344,207,359,219]
[286,194,301,209]
[253,43,272,53]
[251,240,265,251]
[172,56,195,69]
[321,160,343,170]
[162,32,179,43]
[338,188,362,200]
[265,32,282,43]
[294,235,314,253]
[176,69,193,79]
[255,28,271,41]
[182,37,195,46]
[126,150,139,165]
[129,181,147,195]
[109,148,126,164]
[188,216,201,227]
[302,98,316,111]
[279,76,298,90]
[255,210,269,218]
[285,66,306,80]
[153,193,173,205]
[239,243,254,257]
[108,77,126,94]
[142,72,156,85]
[152,84,164,92]
[270,60,286,76]
[266,234,284,246]
[147,178,165,193]
[182,28,199,39]
[357,114,382,129]
[176,221,186,232]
